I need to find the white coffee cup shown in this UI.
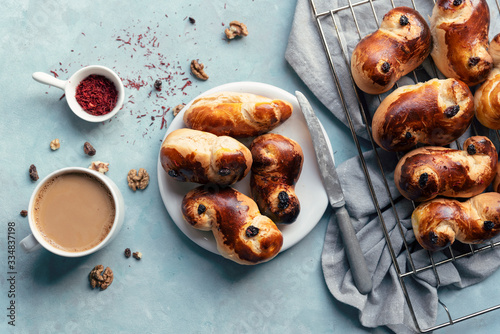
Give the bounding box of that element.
[20,167,125,257]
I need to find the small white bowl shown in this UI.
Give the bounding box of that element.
[33,65,125,123]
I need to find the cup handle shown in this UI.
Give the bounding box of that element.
[20,234,42,253]
[32,72,67,90]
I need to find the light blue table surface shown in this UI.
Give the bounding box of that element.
[1,1,500,333]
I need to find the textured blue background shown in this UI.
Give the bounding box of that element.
[1,0,499,333]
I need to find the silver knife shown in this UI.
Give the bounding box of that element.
[295,91,372,295]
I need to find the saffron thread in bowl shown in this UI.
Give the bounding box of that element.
[75,75,118,116]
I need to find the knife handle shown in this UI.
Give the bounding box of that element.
[335,206,373,295]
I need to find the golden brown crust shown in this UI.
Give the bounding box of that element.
[351,7,431,95]
[250,134,303,224]
[372,78,474,151]
[183,92,293,137]
[394,136,498,201]
[475,33,500,129]
[182,186,283,265]
[493,164,500,193]
[160,128,252,185]
[430,0,492,86]
[412,192,500,251]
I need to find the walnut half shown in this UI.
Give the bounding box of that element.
[127,168,149,191]
[89,265,114,291]
[173,104,185,117]
[89,161,109,174]
[50,139,60,150]
[190,60,209,80]
[225,21,248,39]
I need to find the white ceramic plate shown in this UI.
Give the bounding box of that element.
[157,82,329,255]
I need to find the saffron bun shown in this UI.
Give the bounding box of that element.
[182,186,283,265]
[412,193,500,251]
[250,133,303,224]
[159,128,252,186]
[430,0,492,86]
[475,33,500,129]
[350,6,431,95]
[183,91,293,137]
[394,136,498,202]
[372,78,474,151]
[493,164,500,193]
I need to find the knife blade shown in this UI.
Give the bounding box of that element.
[295,91,372,295]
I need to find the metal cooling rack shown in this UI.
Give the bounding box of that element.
[308,0,500,332]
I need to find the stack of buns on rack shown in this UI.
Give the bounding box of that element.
[160,92,303,265]
[350,0,500,251]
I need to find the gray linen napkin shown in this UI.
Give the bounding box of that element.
[285,0,500,332]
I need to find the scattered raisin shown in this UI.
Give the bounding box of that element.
[381,61,391,73]
[468,57,480,67]
[405,132,412,139]
[218,168,231,176]
[198,204,207,215]
[467,144,476,155]
[484,221,495,231]
[29,164,39,181]
[277,191,290,210]
[245,225,259,237]
[453,0,463,6]
[418,173,429,188]
[154,79,162,91]
[83,142,96,156]
[133,251,142,260]
[20,210,28,217]
[429,231,439,245]
[399,15,409,26]
[444,105,460,118]
[189,17,196,24]
[124,248,131,258]
[168,170,178,178]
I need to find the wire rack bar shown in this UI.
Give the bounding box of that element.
[308,0,500,332]
[400,240,500,278]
